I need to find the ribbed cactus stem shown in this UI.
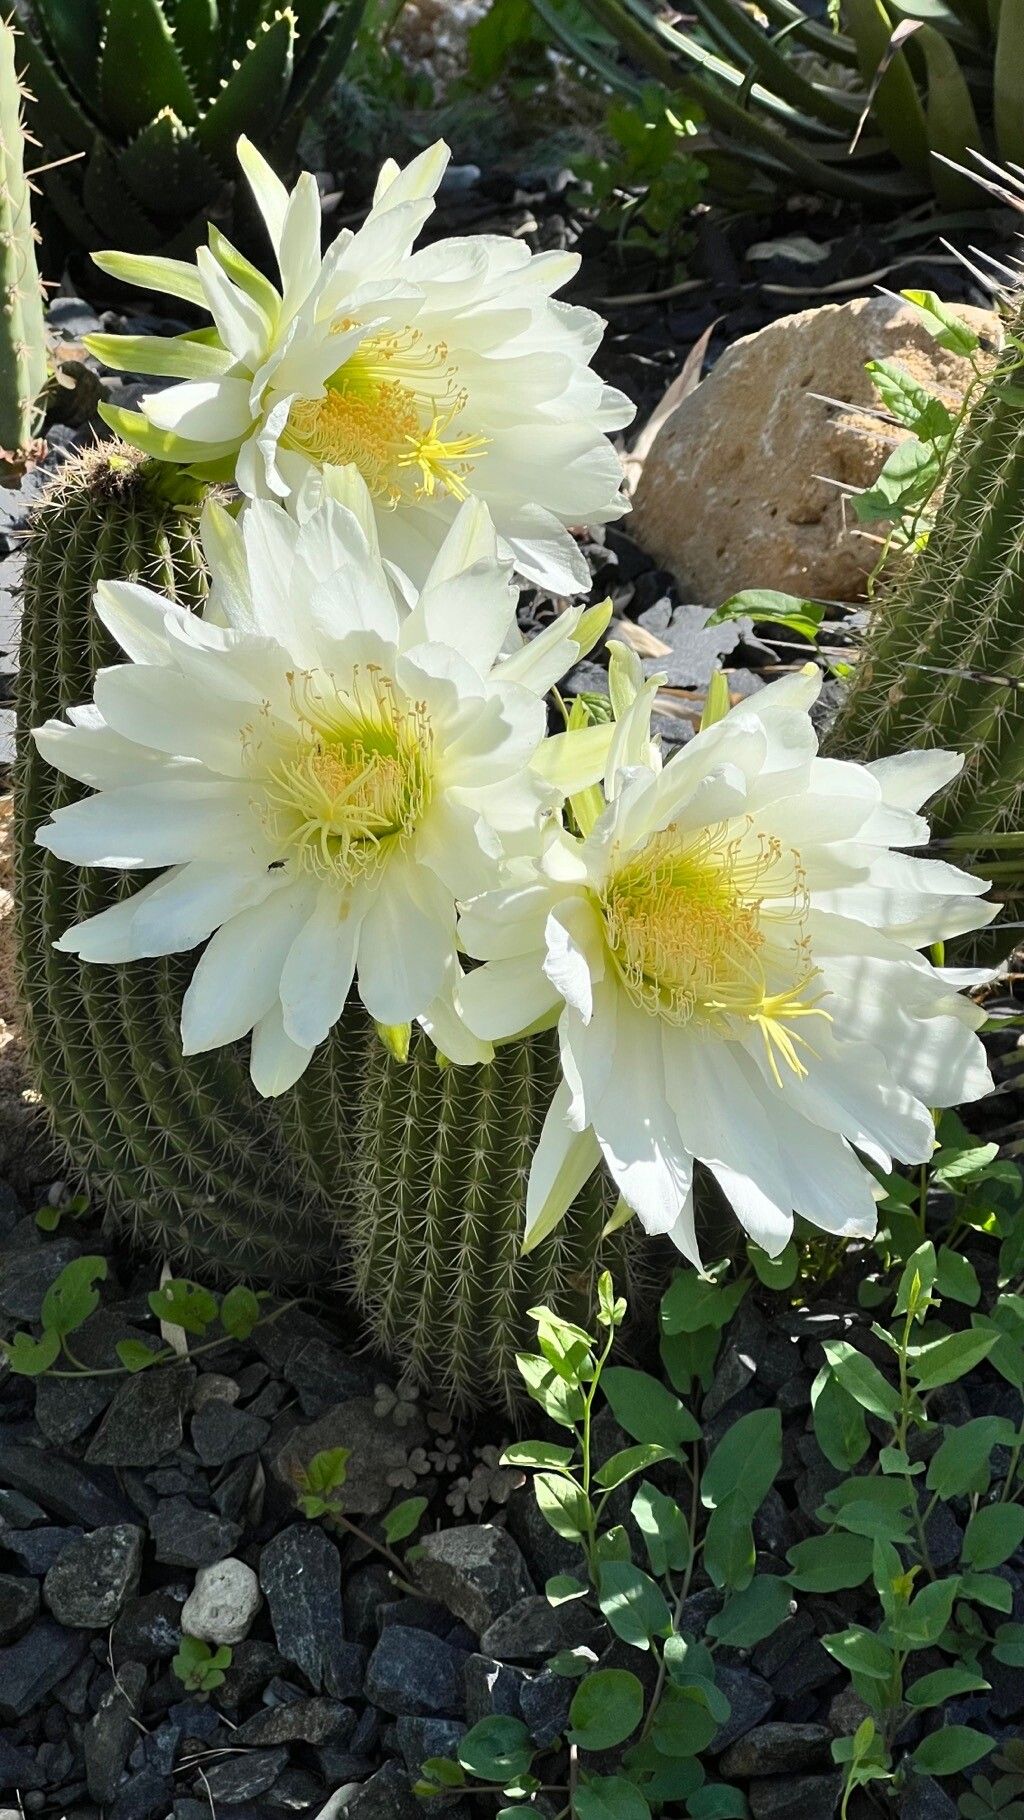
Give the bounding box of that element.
[14,442,368,1284]
[351,1027,622,1412]
[0,21,47,452]
[829,296,1024,947]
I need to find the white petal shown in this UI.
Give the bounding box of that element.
[249,1001,315,1097]
[355,860,454,1024]
[181,881,316,1053]
[144,377,254,442]
[459,952,561,1040]
[524,1079,602,1251]
[279,886,364,1048]
[37,781,264,868]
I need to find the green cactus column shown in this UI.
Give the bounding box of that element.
[0,21,48,454]
[351,1026,620,1411]
[829,299,1024,953]
[14,442,369,1283]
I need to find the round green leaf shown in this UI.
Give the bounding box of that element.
[458,1717,534,1784]
[568,1669,644,1751]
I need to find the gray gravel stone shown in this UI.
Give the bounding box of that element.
[720,1722,833,1777]
[415,1525,534,1635]
[709,1665,775,1751]
[234,1696,354,1747]
[201,1748,288,1803]
[520,1667,574,1747]
[85,1662,148,1802]
[111,1588,185,1663]
[180,1557,261,1645]
[0,1442,133,1526]
[480,1592,594,1661]
[748,1772,842,1819]
[87,1363,196,1467]
[260,1524,348,1694]
[364,1624,469,1717]
[901,1776,959,1820]
[44,1523,144,1626]
[0,1571,40,1643]
[190,1398,270,1465]
[150,1496,242,1567]
[463,1652,529,1724]
[0,1620,89,1719]
[274,1397,424,1516]
[0,1522,84,1574]
[336,1760,423,1819]
[0,1237,82,1320]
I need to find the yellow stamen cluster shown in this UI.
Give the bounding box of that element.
[599,819,829,1083]
[284,325,489,505]
[262,666,433,883]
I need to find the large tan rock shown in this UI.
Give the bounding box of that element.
[631,295,999,605]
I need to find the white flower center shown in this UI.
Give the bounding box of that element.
[599,819,829,1082]
[261,666,433,883]
[283,325,489,504]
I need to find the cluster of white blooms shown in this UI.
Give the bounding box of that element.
[36,138,996,1261]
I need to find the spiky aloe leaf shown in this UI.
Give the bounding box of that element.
[118,109,224,219]
[30,0,101,100]
[917,24,985,205]
[196,9,296,170]
[98,0,199,136]
[14,25,94,152]
[169,0,222,94]
[284,0,369,130]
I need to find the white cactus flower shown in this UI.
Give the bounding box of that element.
[87,137,634,596]
[457,658,997,1261]
[32,473,605,1096]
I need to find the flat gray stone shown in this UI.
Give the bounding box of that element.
[260,1524,348,1695]
[414,1526,534,1636]
[44,1523,144,1627]
[86,1363,196,1467]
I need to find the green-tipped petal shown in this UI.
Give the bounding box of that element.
[85,332,233,381]
[92,250,207,311]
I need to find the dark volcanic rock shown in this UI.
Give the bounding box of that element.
[901,1776,959,1820]
[463,1653,529,1724]
[710,1665,775,1751]
[109,1765,172,1820]
[0,1522,84,1574]
[35,1370,114,1447]
[200,1748,288,1803]
[0,1571,40,1642]
[149,1496,242,1567]
[85,1662,148,1802]
[520,1667,574,1747]
[0,1442,132,1526]
[233,1696,354,1746]
[396,1714,467,1773]
[44,1523,144,1627]
[365,1624,469,1717]
[414,1526,534,1635]
[112,1588,185,1663]
[720,1722,833,1777]
[87,1363,196,1467]
[0,1237,82,1320]
[337,1760,423,1820]
[259,1524,349,1695]
[190,1399,270,1466]
[748,1772,842,1819]
[0,1620,89,1720]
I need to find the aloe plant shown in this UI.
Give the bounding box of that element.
[14,0,368,255]
[534,0,1024,208]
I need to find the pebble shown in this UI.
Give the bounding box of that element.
[111,1588,185,1663]
[234,1696,355,1746]
[901,1776,959,1820]
[179,1556,261,1645]
[480,1592,593,1661]
[273,1396,424,1517]
[44,1523,144,1627]
[520,1667,574,1746]
[710,1665,775,1751]
[414,1525,534,1635]
[364,1624,469,1717]
[335,1761,423,1820]
[0,1442,133,1526]
[0,1523,84,1575]
[463,1652,529,1724]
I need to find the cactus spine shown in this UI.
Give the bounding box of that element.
[351,1027,619,1412]
[0,20,47,454]
[15,443,620,1402]
[14,443,369,1284]
[829,298,1024,949]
